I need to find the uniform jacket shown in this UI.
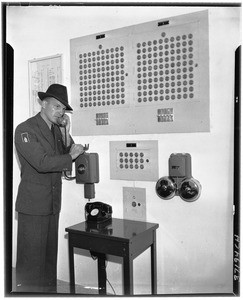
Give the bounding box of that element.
[15,112,74,215]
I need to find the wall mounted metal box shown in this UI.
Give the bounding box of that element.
[70,10,209,135]
[75,153,99,184]
[110,140,158,181]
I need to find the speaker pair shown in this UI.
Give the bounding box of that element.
[155,153,201,202]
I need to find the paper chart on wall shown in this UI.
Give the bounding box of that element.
[28,54,62,116]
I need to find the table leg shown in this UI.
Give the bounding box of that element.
[68,236,75,294]
[151,230,157,294]
[123,256,133,295]
[97,254,107,295]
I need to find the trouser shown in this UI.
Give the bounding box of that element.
[16,213,59,293]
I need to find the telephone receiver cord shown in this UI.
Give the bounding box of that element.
[62,126,89,181]
[63,125,76,180]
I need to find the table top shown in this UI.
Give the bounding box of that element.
[65,218,159,242]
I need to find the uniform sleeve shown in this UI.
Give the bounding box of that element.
[56,125,74,154]
[62,134,74,154]
[15,124,73,173]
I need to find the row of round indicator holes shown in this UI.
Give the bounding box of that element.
[137,75,194,84]
[80,92,125,99]
[136,33,193,48]
[80,99,125,108]
[137,90,194,102]
[137,81,194,90]
[79,57,124,65]
[79,68,125,77]
[80,94,125,103]
[136,69,194,78]
[119,152,144,157]
[79,62,125,71]
[79,46,124,58]
[80,97,125,102]
[136,43,193,55]
[79,71,125,80]
[137,65,194,73]
[80,86,125,92]
[137,58,194,68]
[80,80,125,88]
[80,82,125,88]
[136,46,193,57]
[120,158,146,163]
[80,90,125,96]
[120,164,144,169]
[80,92,125,98]
[80,100,125,108]
[137,54,194,66]
[137,95,194,102]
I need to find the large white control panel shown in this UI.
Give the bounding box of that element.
[70,10,209,135]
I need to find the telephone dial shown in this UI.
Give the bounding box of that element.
[85,201,112,223]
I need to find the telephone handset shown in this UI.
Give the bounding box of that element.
[59,113,90,182]
[57,117,67,127]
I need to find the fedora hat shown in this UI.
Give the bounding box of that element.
[38,84,73,111]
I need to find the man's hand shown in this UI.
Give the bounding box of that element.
[69,144,85,160]
[59,114,71,146]
[60,114,71,132]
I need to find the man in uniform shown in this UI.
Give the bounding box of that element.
[14,84,84,292]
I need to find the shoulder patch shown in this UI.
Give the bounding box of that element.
[21,132,30,143]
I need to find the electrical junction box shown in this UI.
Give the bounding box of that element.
[169,153,192,178]
[110,140,158,181]
[70,10,209,136]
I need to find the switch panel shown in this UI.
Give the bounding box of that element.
[70,10,209,135]
[123,187,146,222]
[110,140,158,181]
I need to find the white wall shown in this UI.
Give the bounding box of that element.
[7,5,240,295]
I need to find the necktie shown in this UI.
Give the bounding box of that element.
[51,124,55,140]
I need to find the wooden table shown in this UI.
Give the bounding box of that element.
[65,218,159,295]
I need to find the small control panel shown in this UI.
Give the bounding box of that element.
[110,140,158,181]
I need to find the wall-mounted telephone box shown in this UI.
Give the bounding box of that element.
[75,153,99,184]
[110,140,158,181]
[70,10,209,136]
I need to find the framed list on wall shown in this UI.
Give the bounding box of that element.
[28,54,62,116]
